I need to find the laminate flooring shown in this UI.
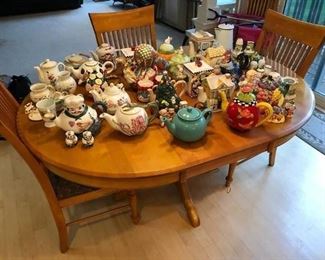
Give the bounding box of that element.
[0,137,324,259]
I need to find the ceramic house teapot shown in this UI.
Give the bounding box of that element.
[67,58,114,84]
[89,82,131,114]
[163,106,212,142]
[100,102,158,136]
[34,59,65,84]
[54,94,100,135]
[91,43,116,63]
[226,85,273,131]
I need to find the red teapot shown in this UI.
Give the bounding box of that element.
[226,85,273,131]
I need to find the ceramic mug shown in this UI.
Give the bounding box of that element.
[36,98,57,128]
[30,83,54,103]
[137,79,155,103]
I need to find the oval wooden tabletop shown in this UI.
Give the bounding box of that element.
[16,77,314,180]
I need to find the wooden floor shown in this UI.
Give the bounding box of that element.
[0,137,324,259]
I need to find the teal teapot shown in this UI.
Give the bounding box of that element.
[162,106,212,142]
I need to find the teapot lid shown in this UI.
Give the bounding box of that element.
[177,107,201,121]
[84,58,98,67]
[103,82,123,95]
[40,59,57,69]
[218,24,234,30]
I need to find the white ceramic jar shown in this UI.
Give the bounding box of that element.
[55,71,77,94]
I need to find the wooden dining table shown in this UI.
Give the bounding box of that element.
[16,67,315,227]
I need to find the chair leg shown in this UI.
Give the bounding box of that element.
[51,208,69,253]
[268,147,277,166]
[128,190,140,224]
[225,162,237,188]
[182,36,189,46]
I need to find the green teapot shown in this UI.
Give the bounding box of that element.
[162,106,212,142]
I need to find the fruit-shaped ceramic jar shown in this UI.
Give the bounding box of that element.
[226,85,273,131]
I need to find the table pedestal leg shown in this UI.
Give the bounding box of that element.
[225,162,237,189]
[178,176,200,227]
[128,190,140,224]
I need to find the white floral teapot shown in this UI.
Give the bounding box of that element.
[34,59,65,84]
[54,94,101,135]
[91,43,116,63]
[89,82,131,114]
[67,58,114,84]
[100,102,158,136]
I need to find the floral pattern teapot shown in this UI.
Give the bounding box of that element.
[34,59,65,85]
[89,82,131,114]
[90,43,117,63]
[100,102,158,136]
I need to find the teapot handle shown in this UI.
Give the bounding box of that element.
[57,62,65,71]
[47,85,56,94]
[92,101,108,114]
[103,61,115,74]
[202,108,212,123]
[146,101,159,124]
[256,102,273,127]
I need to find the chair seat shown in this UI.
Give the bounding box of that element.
[48,172,97,200]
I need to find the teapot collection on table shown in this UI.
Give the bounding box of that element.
[24,29,299,148]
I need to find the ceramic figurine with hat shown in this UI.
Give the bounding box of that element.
[65,130,78,148]
[82,131,94,148]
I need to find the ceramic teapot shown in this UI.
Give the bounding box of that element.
[89,82,131,114]
[162,106,212,142]
[90,43,116,63]
[67,58,114,84]
[100,102,158,136]
[226,85,273,131]
[34,59,65,84]
[54,94,101,135]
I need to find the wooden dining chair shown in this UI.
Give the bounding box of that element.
[255,10,325,166]
[256,9,325,78]
[0,82,140,253]
[89,5,157,49]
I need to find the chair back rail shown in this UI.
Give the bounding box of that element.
[89,5,156,49]
[237,0,280,17]
[256,9,325,77]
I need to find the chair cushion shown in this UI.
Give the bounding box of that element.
[48,172,97,200]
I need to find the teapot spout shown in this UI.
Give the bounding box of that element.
[163,118,176,135]
[34,66,45,83]
[148,88,156,102]
[66,66,81,81]
[90,51,99,61]
[99,113,120,131]
[89,89,102,103]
